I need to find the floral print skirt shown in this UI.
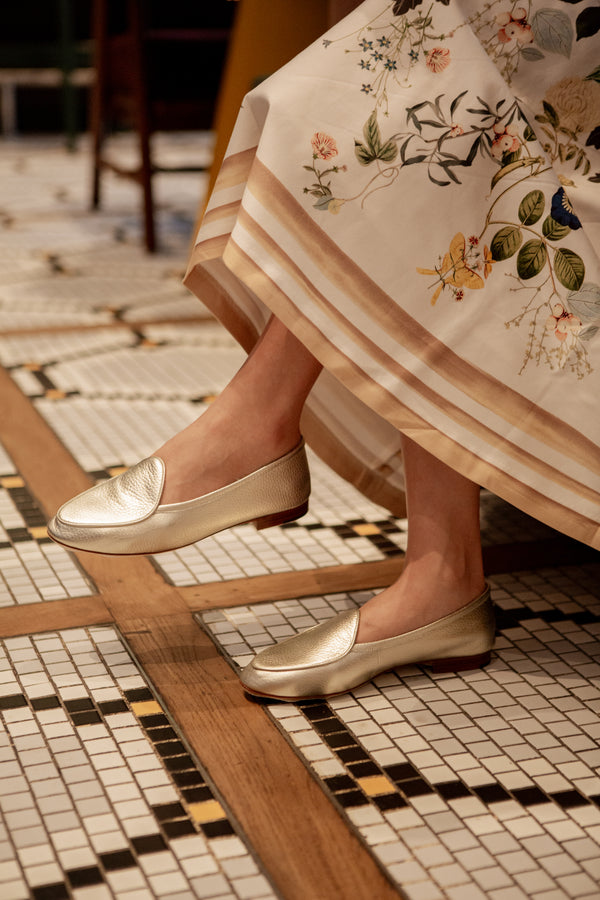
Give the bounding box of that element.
[185,0,600,549]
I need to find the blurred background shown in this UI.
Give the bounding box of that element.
[0,0,355,252]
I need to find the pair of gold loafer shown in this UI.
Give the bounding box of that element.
[240,585,495,700]
[47,441,310,555]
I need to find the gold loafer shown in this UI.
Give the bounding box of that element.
[240,586,495,700]
[47,441,310,555]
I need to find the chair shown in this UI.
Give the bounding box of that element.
[89,0,235,252]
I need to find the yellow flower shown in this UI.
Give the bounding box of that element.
[417,233,484,305]
[328,198,346,215]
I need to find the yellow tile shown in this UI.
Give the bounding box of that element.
[188,800,226,824]
[46,390,67,400]
[203,395,217,404]
[107,467,128,477]
[352,523,381,536]
[29,526,48,540]
[131,700,163,717]
[357,775,396,796]
[24,363,41,371]
[0,476,25,489]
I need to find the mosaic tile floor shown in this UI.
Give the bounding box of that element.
[0,625,277,900]
[0,443,94,608]
[198,565,600,900]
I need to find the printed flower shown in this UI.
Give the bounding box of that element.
[328,199,346,215]
[546,303,582,342]
[550,188,582,230]
[544,77,600,135]
[425,47,451,74]
[496,8,534,44]
[491,122,520,159]
[311,133,338,160]
[449,123,464,137]
[417,232,485,305]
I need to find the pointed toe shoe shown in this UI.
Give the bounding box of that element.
[240,586,495,700]
[47,441,310,555]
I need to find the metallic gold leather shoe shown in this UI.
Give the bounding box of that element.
[47,441,310,555]
[241,586,494,700]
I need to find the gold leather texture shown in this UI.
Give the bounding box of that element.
[240,586,495,699]
[47,442,310,555]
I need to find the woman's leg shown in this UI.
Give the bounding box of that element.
[157,316,323,504]
[356,435,486,642]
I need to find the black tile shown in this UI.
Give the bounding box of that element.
[512,786,550,806]
[384,762,419,782]
[373,793,408,811]
[201,820,235,838]
[172,770,206,788]
[183,785,214,803]
[313,719,347,735]
[139,713,170,728]
[67,867,104,888]
[436,781,472,800]
[64,698,95,712]
[0,694,27,710]
[125,688,154,703]
[474,784,512,804]
[324,775,357,793]
[164,754,195,772]
[132,834,167,855]
[401,778,434,797]
[6,527,32,542]
[348,761,381,778]
[100,849,137,871]
[336,747,371,764]
[322,731,355,750]
[71,710,102,727]
[155,740,186,758]
[336,790,369,808]
[98,700,128,715]
[550,790,590,809]
[146,726,177,742]
[31,695,61,711]
[32,886,69,900]
[152,802,186,822]
[302,704,334,721]
[163,819,196,838]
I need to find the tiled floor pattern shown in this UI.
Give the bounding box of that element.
[198,565,600,900]
[0,442,94,608]
[0,625,277,900]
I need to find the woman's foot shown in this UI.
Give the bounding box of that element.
[355,560,487,643]
[155,396,301,505]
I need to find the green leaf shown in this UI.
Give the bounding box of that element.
[531,9,573,57]
[490,226,523,261]
[585,64,600,83]
[542,101,559,127]
[363,111,382,155]
[521,47,545,62]
[518,190,545,225]
[554,248,585,290]
[379,140,399,162]
[566,282,600,323]
[523,124,537,141]
[517,239,547,279]
[490,157,544,189]
[542,215,571,241]
[354,140,375,166]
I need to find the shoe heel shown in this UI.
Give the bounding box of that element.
[427,651,491,674]
[254,501,309,530]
